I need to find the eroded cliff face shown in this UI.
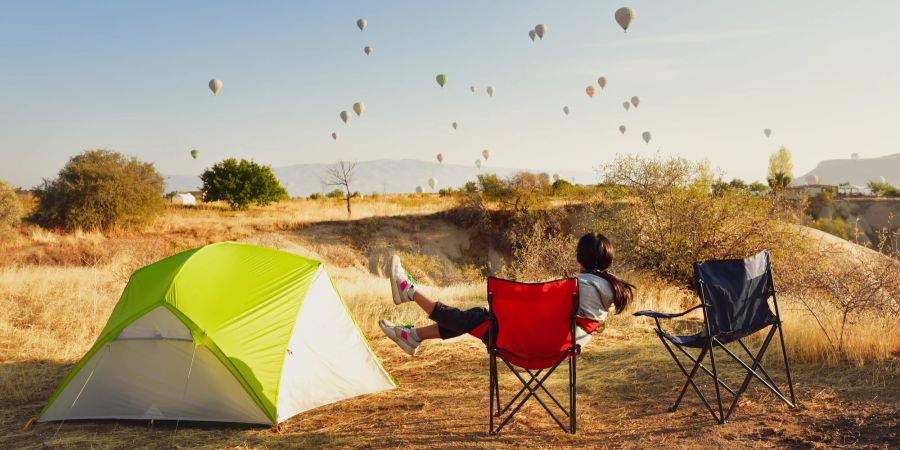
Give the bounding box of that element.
[817,198,900,247]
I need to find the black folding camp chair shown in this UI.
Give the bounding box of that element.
[634,250,797,424]
[469,277,581,434]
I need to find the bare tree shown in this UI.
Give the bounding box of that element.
[325,160,358,217]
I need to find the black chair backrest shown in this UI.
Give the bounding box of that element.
[693,250,776,336]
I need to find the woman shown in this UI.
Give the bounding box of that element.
[379,232,634,355]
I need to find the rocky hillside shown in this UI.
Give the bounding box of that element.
[799,153,900,186]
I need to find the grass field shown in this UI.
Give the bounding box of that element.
[1,198,898,448]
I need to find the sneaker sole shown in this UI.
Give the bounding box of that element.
[390,255,404,305]
[379,319,417,356]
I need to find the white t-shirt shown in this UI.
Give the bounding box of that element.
[573,272,615,346]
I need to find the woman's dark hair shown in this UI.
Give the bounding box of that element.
[576,232,634,314]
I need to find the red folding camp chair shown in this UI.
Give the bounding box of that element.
[470,277,581,434]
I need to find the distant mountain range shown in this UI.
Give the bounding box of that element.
[164,159,597,196]
[798,153,899,187]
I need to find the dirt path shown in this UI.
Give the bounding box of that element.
[5,333,897,449]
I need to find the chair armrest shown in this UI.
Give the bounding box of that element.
[633,304,703,319]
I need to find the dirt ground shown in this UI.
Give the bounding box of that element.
[4,332,897,449]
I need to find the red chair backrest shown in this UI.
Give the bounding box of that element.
[488,277,578,370]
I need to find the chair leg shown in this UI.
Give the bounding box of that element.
[708,339,725,424]
[717,329,795,410]
[737,338,778,389]
[658,336,718,421]
[671,346,708,412]
[494,355,569,434]
[673,343,736,395]
[569,351,576,434]
[775,322,797,407]
[498,369,545,416]
[489,352,496,434]
[724,326,778,421]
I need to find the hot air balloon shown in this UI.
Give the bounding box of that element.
[598,77,607,89]
[642,131,652,144]
[586,85,596,98]
[764,128,772,138]
[630,96,640,108]
[623,101,631,111]
[353,102,365,117]
[619,125,626,134]
[190,149,199,159]
[475,160,482,169]
[534,24,547,39]
[357,18,367,31]
[452,121,458,130]
[553,173,561,181]
[364,46,373,56]
[804,175,819,186]
[470,85,476,93]
[208,79,222,95]
[428,178,438,190]
[437,153,444,164]
[486,85,495,97]
[415,186,424,194]
[331,132,337,141]
[529,30,536,41]
[340,111,350,124]
[615,7,635,32]
[436,74,448,88]
[563,106,570,115]
[482,149,490,160]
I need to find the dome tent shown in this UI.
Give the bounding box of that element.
[38,242,396,425]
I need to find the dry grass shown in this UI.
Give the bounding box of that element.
[1,198,898,448]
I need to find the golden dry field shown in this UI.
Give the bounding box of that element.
[1,197,898,449]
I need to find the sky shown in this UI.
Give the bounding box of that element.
[2,1,899,188]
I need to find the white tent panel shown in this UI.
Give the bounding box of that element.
[275,267,396,422]
[116,306,192,341]
[40,307,271,424]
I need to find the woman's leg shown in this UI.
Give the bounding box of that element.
[411,289,437,315]
[415,323,441,340]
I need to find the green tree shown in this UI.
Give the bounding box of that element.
[748,181,769,195]
[200,158,288,210]
[0,179,23,232]
[325,189,344,199]
[33,150,165,231]
[867,181,899,197]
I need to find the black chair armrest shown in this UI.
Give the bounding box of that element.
[633,304,703,319]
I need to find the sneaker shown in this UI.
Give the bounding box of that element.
[390,255,417,305]
[379,319,420,356]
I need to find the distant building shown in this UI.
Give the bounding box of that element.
[785,184,836,200]
[170,193,196,206]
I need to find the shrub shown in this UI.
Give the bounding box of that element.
[325,189,344,199]
[867,181,899,197]
[200,158,288,210]
[476,171,550,215]
[499,218,578,281]
[0,180,23,231]
[32,150,166,231]
[597,154,791,284]
[809,218,851,240]
[308,192,323,200]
